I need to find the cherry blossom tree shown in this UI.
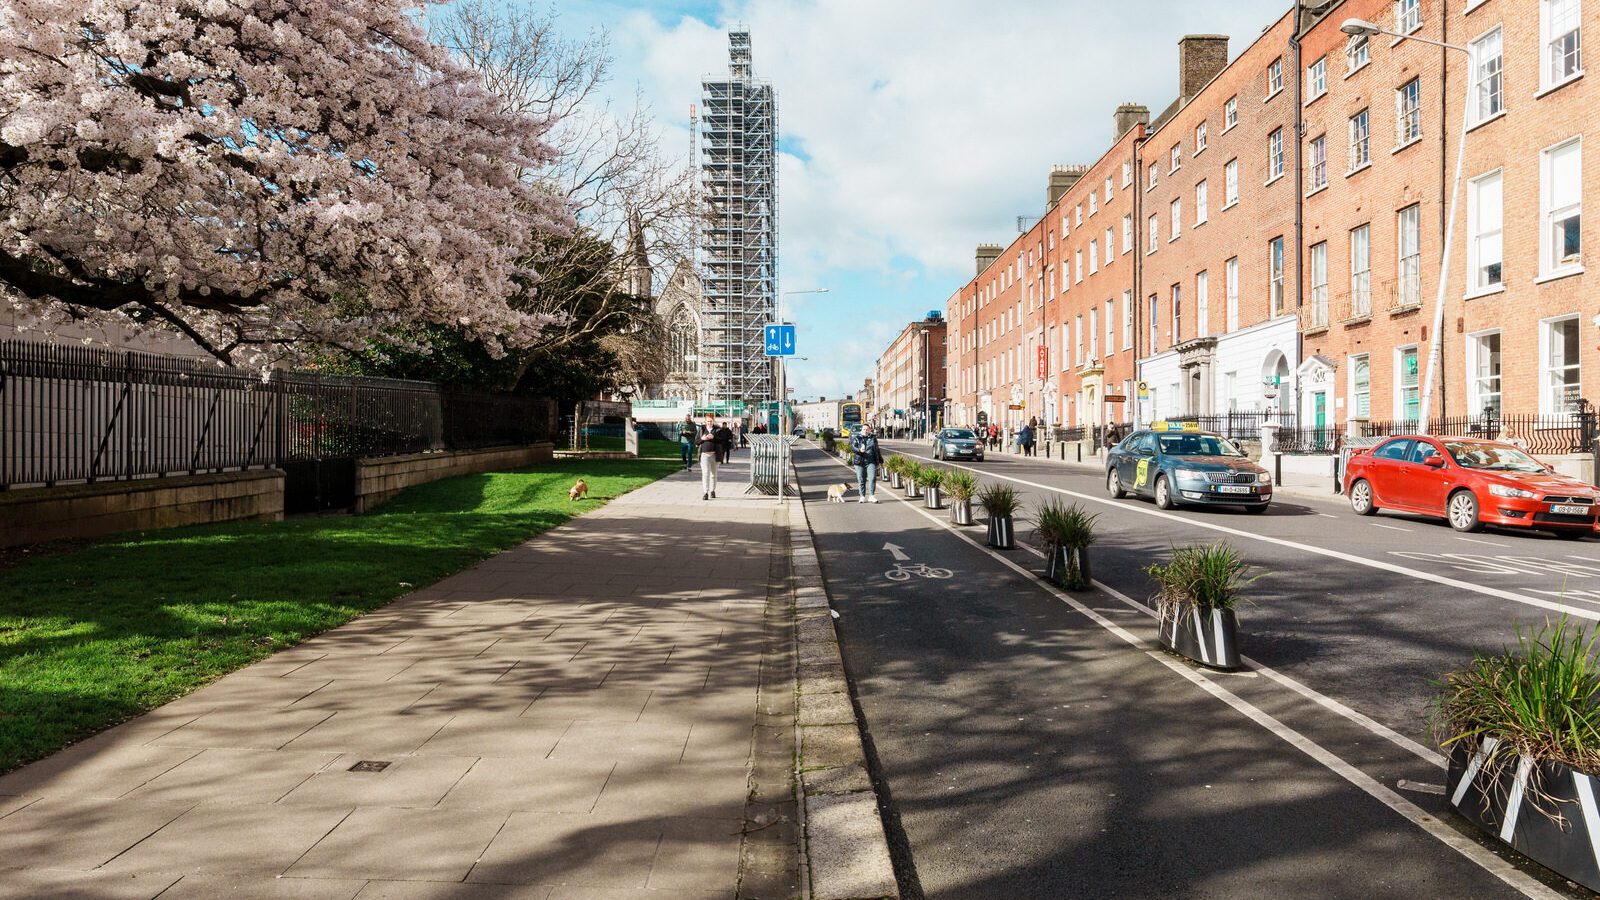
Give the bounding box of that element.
[0,0,572,363]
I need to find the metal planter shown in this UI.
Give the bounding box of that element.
[904,481,921,499]
[951,498,974,526]
[1158,604,1240,670]
[889,472,903,489]
[1446,740,1600,893]
[1043,544,1092,590]
[987,515,1014,549]
[924,486,943,509]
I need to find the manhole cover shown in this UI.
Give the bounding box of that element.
[348,760,391,773]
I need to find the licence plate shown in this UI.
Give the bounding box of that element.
[1552,504,1591,516]
[1216,485,1254,494]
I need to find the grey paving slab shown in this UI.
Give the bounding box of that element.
[646,817,744,891]
[547,887,731,900]
[278,753,477,808]
[415,715,572,758]
[148,709,334,751]
[155,874,367,898]
[0,867,180,900]
[466,812,663,888]
[548,723,691,763]
[121,748,339,805]
[281,711,451,755]
[286,807,507,882]
[0,742,199,799]
[591,764,748,820]
[100,802,352,876]
[438,757,615,813]
[289,680,443,712]
[521,689,652,723]
[354,882,553,899]
[404,683,545,718]
[0,796,195,869]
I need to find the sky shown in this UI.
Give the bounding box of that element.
[536,0,1292,402]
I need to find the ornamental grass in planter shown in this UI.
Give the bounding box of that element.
[1031,499,1098,590]
[978,483,1019,549]
[900,461,924,498]
[885,455,906,489]
[946,470,979,526]
[917,466,946,509]
[1145,542,1258,670]
[1430,617,1600,893]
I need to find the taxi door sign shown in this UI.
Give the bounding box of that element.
[1134,458,1151,487]
[1149,420,1201,432]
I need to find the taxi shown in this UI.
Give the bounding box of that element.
[1106,421,1272,512]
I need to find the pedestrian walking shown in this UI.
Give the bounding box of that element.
[1020,422,1036,457]
[698,425,721,500]
[715,422,734,464]
[850,423,884,503]
[738,422,749,449]
[679,418,696,469]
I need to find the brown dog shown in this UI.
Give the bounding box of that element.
[569,479,588,501]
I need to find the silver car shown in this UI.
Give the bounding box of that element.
[933,427,985,461]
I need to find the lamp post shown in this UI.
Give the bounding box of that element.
[1341,17,1470,435]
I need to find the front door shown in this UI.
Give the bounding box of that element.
[1313,392,1327,430]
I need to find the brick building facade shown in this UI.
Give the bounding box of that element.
[873,315,947,435]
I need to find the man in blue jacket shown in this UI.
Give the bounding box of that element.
[850,424,884,503]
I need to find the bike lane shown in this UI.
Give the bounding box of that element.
[795,445,1551,899]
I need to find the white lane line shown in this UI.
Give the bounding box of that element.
[1372,523,1412,532]
[1456,537,1501,546]
[893,449,1600,622]
[1320,513,1340,519]
[812,449,1557,899]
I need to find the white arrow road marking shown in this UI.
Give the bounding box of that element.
[883,542,909,562]
[1397,779,1447,796]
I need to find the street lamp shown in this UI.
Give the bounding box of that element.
[1341,18,1470,435]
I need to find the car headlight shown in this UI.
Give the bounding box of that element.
[1257,471,1272,485]
[1489,484,1538,499]
[1175,468,1206,481]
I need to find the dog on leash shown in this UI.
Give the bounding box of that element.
[825,483,852,503]
[569,479,589,501]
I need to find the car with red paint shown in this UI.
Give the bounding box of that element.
[1343,435,1597,536]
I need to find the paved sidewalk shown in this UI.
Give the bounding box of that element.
[0,461,799,900]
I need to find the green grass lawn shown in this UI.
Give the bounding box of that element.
[0,458,678,774]
[584,435,682,458]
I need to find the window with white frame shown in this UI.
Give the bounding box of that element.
[1148,214,1159,253]
[1225,256,1239,331]
[1075,249,1085,282]
[1309,241,1329,327]
[1543,0,1582,89]
[1542,137,1582,274]
[1122,215,1133,253]
[1148,294,1160,352]
[1061,214,1069,235]
[1307,55,1327,100]
[1075,316,1084,367]
[1196,270,1210,337]
[1224,96,1238,129]
[1269,236,1285,315]
[1468,170,1504,291]
[1103,227,1114,266]
[1349,108,1371,170]
[1351,355,1371,418]
[1396,78,1422,146]
[1170,143,1181,171]
[1268,128,1285,180]
[1471,27,1503,124]
[1395,0,1421,34]
[1195,180,1208,224]
[1122,290,1133,349]
[1347,33,1370,72]
[1089,193,1099,216]
[1309,135,1328,190]
[1195,121,1207,153]
[1170,198,1182,239]
[1104,177,1113,203]
[1171,284,1182,343]
[1089,306,1099,359]
[1225,158,1239,206]
[1544,316,1582,412]
[1267,57,1283,96]
[1089,240,1099,274]
[1122,161,1133,187]
[1468,331,1502,416]
[1350,223,1372,317]
[1398,204,1422,306]
[1105,299,1115,351]
[1398,346,1420,421]
[1075,205,1083,226]
[1148,164,1158,190]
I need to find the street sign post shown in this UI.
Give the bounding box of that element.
[764,324,797,356]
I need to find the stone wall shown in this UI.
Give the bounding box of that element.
[354,443,555,513]
[0,470,284,548]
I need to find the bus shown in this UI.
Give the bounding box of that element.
[840,401,863,437]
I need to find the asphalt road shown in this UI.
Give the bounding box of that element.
[795,441,1592,899]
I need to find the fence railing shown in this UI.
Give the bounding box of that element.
[1173,411,1298,440]
[1357,411,1598,455]
[0,340,550,489]
[1272,425,1346,454]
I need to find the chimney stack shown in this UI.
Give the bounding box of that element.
[1178,35,1230,103]
[1114,103,1150,140]
[1048,164,1089,207]
[975,243,1002,275]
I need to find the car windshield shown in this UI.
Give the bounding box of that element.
[944,429,976,440]
[1156,434,1242,457]
[1444,440,1547,473]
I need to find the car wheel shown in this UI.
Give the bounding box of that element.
[1154,475,1176,510]
[1107,468,1125,499]
[1447,490,1483,533]
[1349,479,1377,516]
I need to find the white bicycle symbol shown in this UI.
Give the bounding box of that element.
[885,562,953,581]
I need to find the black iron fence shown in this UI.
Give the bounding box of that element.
[0,340,551,490]
[1272,425,1346,455]
[1173,410,1299,441]
[1357,410,1599,456]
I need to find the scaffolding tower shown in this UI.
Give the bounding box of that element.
[700,28,778,409]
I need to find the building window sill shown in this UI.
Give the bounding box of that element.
[1465,110,1506,134]
[1265,87,1283,103]
[1220,199,1239,212]
[1194,217,1208,228]
[1392,136,1422,155]
[1304,324,1329,336]
[1465,0,1488,12]
[1464,283,1505,301]
[1194,146,1206,157]
[1343,60,1370,80]
[1264,173,1285,187]
[1221,122,1237,134]
[1342,314,1373,326]
[1304,91,1326,108]
[1537,72,1585,99]
[1390,302,1422,317]
[1535,266,1585,285]
[1346,161,1372,177]
[1305,183,1328,198]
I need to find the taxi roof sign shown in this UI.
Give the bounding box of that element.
[1149,420,1202,432]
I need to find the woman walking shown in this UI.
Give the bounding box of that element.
[850,424,884,503]
[698,425,721,500]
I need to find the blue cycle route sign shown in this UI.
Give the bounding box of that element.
[764,324,796,356]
